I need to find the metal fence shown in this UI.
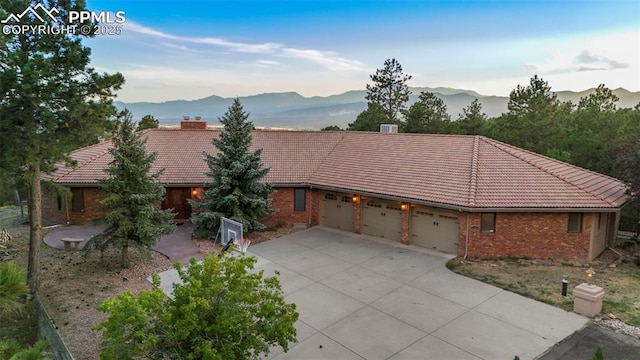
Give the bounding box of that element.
[34,293,74,360]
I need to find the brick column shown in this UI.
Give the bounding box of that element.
[353,197,361,234]
[401,205,410,245]
[309,190,320,226]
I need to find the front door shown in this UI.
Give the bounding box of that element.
[163,188,192,220]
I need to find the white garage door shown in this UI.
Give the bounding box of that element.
[362,198,403,242]
[319,192,354,231]
[410,206,459,254]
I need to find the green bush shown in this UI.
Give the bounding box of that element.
[0,339,48,360]
[97,252,299,359]
[0,262,27,314]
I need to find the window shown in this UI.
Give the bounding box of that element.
[480,213,495,233]
[71,188,84,212]
[568,213,582,233]
[294,188,306,211]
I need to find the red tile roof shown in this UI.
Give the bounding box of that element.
[48,129,628,210]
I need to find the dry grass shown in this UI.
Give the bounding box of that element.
[0,206,303,359]
[448,249,640,327]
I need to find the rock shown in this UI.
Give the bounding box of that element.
[600,319,640,340]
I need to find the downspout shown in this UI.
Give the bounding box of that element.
[464,212,470,259]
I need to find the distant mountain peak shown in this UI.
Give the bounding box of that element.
[115,86,638,130]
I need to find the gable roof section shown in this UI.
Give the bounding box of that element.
[48,129,628,210]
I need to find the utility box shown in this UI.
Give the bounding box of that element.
[573,283,604,317]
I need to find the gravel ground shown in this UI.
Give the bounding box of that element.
[598,317,640,340]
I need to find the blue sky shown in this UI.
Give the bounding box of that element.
[84,0,639,102]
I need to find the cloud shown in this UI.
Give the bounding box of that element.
[256,60,280,67]
[525,50,628,73]
[126,22,282,53]
[125,22,367,72]
[158,42,205,55]
[524,54,574,73]
[281,48,368,72]
[575,50,628,71]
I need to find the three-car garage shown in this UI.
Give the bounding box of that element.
[319,191,460,254]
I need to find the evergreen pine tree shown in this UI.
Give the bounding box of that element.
[95,111,175,267]
[137,115,160,131]
[0,0,124,292]
[365,58,412,123]
[191,99,272,238]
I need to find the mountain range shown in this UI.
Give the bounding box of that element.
[114,87,640,130]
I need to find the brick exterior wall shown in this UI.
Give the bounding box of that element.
[67,188,107,225]
[461,212,593,261]
[42,192,67,225]
[42,185,611,261]
[262,188,314,227]
[44,186,317,228]
[42,187,107,225]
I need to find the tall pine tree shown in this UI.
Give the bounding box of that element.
[0,0,124,292]
[95,111,175,268]
[191,99,272,239]
[404,91,451,134]
[365,58,412,124]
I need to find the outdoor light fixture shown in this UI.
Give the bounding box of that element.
[191,189,198,197]
[586,267,595,284]
[561,275,569,297]
[400,203,409,211]
[352,195,360,203]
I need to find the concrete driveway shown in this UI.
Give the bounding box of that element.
[158,226,588,360]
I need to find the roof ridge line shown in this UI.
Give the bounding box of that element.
[53,141,113,182]
[481,137,617,206]
[468,136,480,207]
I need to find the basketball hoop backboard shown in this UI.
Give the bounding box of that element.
[220,217,243,246]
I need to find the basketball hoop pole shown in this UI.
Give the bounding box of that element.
[213,227,221,245]
[219,239,233,255]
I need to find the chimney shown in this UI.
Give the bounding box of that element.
[181,116,207,130]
